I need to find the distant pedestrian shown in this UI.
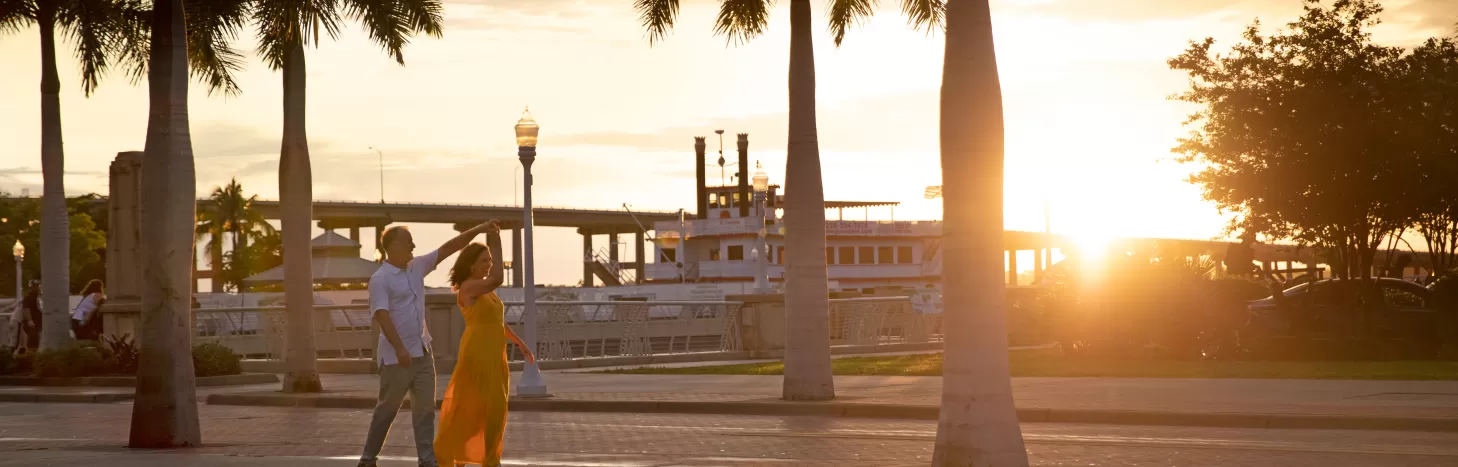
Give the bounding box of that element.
[19,281,41,352]
[70,280,105,341]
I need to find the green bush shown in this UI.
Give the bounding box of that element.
[100,334,140,375]
[192,342,242,377]
[32,344,106,377]
[0,347,17,375]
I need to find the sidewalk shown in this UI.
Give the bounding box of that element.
[6,370,1458,432]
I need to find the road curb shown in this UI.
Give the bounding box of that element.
[0,392,134,403]
[0,373,279,388]
[201,393,1458,433]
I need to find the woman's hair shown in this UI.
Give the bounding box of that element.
[80,279,104,297]
[448,243,489,290]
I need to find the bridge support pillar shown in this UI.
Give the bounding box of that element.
[1034,248,1044,285]
[635,231,645,284]
[511,228,523,287]
[348,226,359,243]
[608,230,620,265]
[1007,249,1019,286]
[582,232,594,287]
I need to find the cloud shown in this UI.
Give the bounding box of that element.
[548,91,938,153]
[1394,0,1458,32]
[997,0,1280,21]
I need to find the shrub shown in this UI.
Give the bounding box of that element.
[32,344,106,378]
[0,347,16,375]
[100,334,140,375]
[192,342,242,377]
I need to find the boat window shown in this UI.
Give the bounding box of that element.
[826,247,836,265]
[660,248,676,263]
[710,248,720,261]
[728,245,745,261]
[858,246,874,265]
[897,246,913,264]
[839,246,856,265]
[878,246,894,264]
[778,247,785,264]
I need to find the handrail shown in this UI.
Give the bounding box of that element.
[193,305,367,313]
[502,300,743,306]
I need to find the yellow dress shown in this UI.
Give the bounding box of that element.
[435,291,509,466]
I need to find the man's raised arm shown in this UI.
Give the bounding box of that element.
[435,220,498,267]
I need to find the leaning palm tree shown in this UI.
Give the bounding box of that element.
[127,0,253,448]
[931,0,1028,464]
[635,0,839,402]
[252,0,443,393]
[0,0,137,350]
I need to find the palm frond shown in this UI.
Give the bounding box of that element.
[901,0,943,34]
[59,0,120,96]
[255,0,343,70]
[713,0,771,47]
[634,0,678,46]
[397,0,443,38]
[343,0,409,64]
[0,0,36,35]
[109,0,150,86]
[826,0,874,47]
[184,0,250,96]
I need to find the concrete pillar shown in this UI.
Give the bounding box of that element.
[582,232,594,287]
[106,152,144,301]
[511,228,523,287]
[1007,249,1019,286]
[695,137,708,220]
[349,226,360,243]
[1034,248,1045,285]
[635,231,646,284]
[609,230,620,264]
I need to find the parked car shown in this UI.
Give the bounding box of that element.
[1245,278,1448,340]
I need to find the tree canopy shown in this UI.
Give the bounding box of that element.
[1169,0,1458,279]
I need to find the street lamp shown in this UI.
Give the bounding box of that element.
[12,240,22,298]
[514,107,549,398]
[503,260,514,287]
[751,163,770,293]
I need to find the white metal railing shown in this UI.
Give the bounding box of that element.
[189,297,933,363]
[827,296,942,344]
[498,301,742,361]
[192,305,374,360]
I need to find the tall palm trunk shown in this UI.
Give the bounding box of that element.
[280,39,321,393]
[37,4,72,351]
[210,239,224,292]
[129,0,202,448]
[780,0,834,402]
[931,0,1028,465]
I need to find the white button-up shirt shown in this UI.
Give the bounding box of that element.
[370,249,440,366]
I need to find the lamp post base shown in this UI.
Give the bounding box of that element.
[514,362,551,398]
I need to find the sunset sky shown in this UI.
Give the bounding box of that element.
[2,0,1456,287]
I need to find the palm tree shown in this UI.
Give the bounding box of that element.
[124,0,249,448]
[636,0,842,401]
[0,0,136,350]
[0,0,248,350]
[931,0,1028,464]
[251,0,443,393]
[198,178,276,292]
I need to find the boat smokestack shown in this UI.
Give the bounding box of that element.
[695,136,708,220]
[737,133,749,218]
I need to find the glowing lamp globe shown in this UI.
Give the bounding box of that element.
[12,240,21,258]
[515,107,539,148]
[752,162,769,194]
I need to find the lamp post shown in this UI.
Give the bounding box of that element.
[503,260,513,287]
[751,163,770,293]
[514,107,549,398]
[12,240,22,298]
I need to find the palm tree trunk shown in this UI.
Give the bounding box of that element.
[280,39,322,393]
[37,4,72,351]
[128,0,202,448]
[780,0,834,402]
[931,0,1028,465]
[210,238,224,292]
